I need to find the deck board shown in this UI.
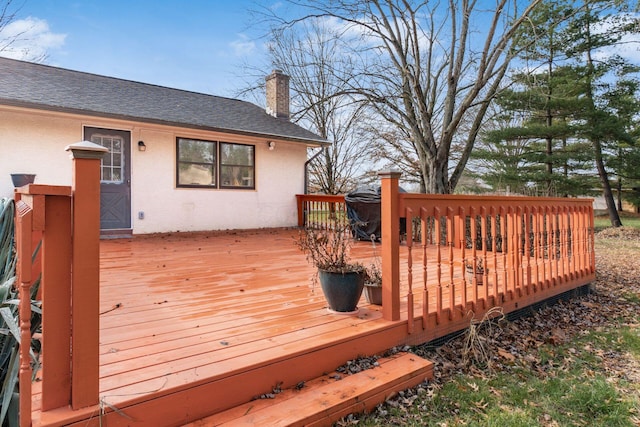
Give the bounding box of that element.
[34,229,395,420]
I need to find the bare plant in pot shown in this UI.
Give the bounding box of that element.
[297,222,365,313]
[363,261,382,305]
[363,235,382,305]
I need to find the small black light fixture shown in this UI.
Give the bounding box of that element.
[138,140,147,152]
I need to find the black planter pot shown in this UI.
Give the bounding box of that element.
[318,269,365,312]
[10,174,36,187]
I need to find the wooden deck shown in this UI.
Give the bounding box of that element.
[16,156,595,427]
[30,229,405,426]
[29,226,593,426]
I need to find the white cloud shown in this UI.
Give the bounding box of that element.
[592,13,640,65]
[229,33,256,57]
[0,17,66,61]
[609,32,640,64]
[270,2,284,12]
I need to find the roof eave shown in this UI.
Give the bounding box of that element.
[1,99,331,147]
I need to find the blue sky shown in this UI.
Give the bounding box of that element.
[2,0,275,97]
[3,0,638,100]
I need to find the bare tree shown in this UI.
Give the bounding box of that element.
[269,0,542,193]
[243,19,374,194]
[0,0,21,52]
[0,0,50,62]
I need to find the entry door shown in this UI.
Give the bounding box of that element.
[84,127,132,230]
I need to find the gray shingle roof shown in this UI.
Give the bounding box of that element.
[0,57,327,145]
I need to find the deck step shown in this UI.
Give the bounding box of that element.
[184,352,433,427]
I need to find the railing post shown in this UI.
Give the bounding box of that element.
[296,195,305,227]
[379,171,401,321]
[41,195,72,411]
[65,141,107,410]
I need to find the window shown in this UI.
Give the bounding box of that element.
[92,134,124,183]
[177,138,217,187]
[220,142,254,189]
[176,138,254,189]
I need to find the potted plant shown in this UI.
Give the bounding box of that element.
[10,174,36,188]
[465,258,487,286]
[362,234,382,305]
[297,223,365,313]
[363,262,382,305]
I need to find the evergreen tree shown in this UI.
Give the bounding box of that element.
[564,0,639,226]
[474,1,596,196]
[473,0,640,226]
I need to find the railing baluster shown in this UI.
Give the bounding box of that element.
[556,207,562,285]
[590,205,596,272]
[568,206,573,279]
[579,206,586,276]
[540,206,550,289]
[491,207,498,305]
[447,207,455,320]
[524,206,531,294]
[510,207,516,296]
[576,205,582,277]
[568,206,573,276]
[500,207,508,302]
[16,201,33,427]
[406,208,414,333]
[559,207,565,281]
[466,207,473,311]
[533,208,544,291]
[421,207,428,330]
[480,206,488,308]
[552,207,559,286]
[435,207,442,324]
[560,207,569,282]
[514,207,522,296]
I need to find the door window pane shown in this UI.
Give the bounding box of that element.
[93,134,124,183]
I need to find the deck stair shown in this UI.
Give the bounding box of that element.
[184,352,433,427]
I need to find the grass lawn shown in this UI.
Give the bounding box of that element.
[345,227,640,427]
[594,210,640,231]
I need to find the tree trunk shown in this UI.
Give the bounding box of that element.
[424,158,449,194]
[593,138,622,227]
[582,6,621,227]
[617,177,622,212]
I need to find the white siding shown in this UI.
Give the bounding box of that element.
[1,107,309,233]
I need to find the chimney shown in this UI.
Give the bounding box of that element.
[265,69,290,120]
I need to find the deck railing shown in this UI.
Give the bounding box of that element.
[378,171,596,330]
[296,194,348,230]
[295,174,596,330]
[14,142,106,426]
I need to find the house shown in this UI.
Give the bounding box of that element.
[0,57,327,235]
[5,57,599,426]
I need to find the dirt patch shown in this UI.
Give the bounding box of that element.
[596,226,640,240]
